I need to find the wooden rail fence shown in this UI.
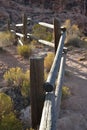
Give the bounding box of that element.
[39,29,66,130]
[28,19,66,129]
[8,13,61,53]
[8,14,67,130]
[30,27,67,130]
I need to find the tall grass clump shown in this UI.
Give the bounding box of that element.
[17,45,32,58]
[63,19,83,47]
[0,31,15,47]
[44,52,55,72]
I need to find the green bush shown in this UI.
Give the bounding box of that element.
[0,31,15,47]
[32,24,53,41]
[63,19,82,47]
[17,45,32,58]
[0,93,23,130]
[0,112,23,130]
[3,67,30,97]
[0,93,13,118]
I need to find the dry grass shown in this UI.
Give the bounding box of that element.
[62,86,71,100]
[0,31,15,47]
[44,52,55,72]
[17,45,33,58]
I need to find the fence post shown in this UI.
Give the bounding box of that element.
[7,17,10,31]
[30,56,45,129]
[22,13,27,42]
[53,18,61,53]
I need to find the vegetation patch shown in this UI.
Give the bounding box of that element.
[17,45,32,58]
[3,67,30,98]
[44,52,55,72]
[63,19,84,47]
[62,86,71,100]
[0,93,23,130]
[0,31,15,47]
[32,24,53,42]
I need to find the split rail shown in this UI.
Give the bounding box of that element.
[8,14,67,130]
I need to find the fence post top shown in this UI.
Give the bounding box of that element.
[30,56,44,60]
[61,26,66,32]
[43,82,53,92]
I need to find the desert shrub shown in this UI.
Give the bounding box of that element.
[44,70,48,81]
[30,40,38,45]
[63,19,80,37]
[0,112,23,130]
[0,93,23,130]
[32,24,53,41]
[0,31,15,47]
[3,67,30,97]
[17,45,32,58]
[21,70,30,97]
[44,52,55,72]
[0,93,13,118]
[66,36,82,47]
[62,86,71,99]
[63,19,82,47]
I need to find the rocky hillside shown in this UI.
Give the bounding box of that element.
[0,0,87,33]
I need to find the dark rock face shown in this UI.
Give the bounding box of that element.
[0,0,87,37]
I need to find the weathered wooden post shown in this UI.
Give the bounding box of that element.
[53,18,61,53]
[7,17,10,31]
[30,56,45,129]
[22,13,27,43]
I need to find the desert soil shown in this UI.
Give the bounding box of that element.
[0,45,87,130]
[58,47,87,130]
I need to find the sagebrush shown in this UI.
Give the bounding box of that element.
[17,45,32,58]
[3,67,30,97]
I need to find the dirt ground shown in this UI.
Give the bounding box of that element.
[0,45,30,86]
[58,47,87,130]
[0,45,87,129]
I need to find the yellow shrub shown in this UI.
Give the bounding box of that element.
[3,67,30,97]
[32,24,53,41]
[0,31,15,47]
[62,86,71,99]
[44,52,55,72]
[0,93,13,117]
[0,112,23,130]
[0,93,23,130]
[17,45,32,58]
[63,19,81,47]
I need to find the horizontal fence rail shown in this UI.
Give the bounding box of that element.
[8,14,61,52]
[55,52,66,129]
[39,53,66,130]
[43,28,66,92]
[39,22,54,29]
[39,31,67,130]
[8,13,67,129]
